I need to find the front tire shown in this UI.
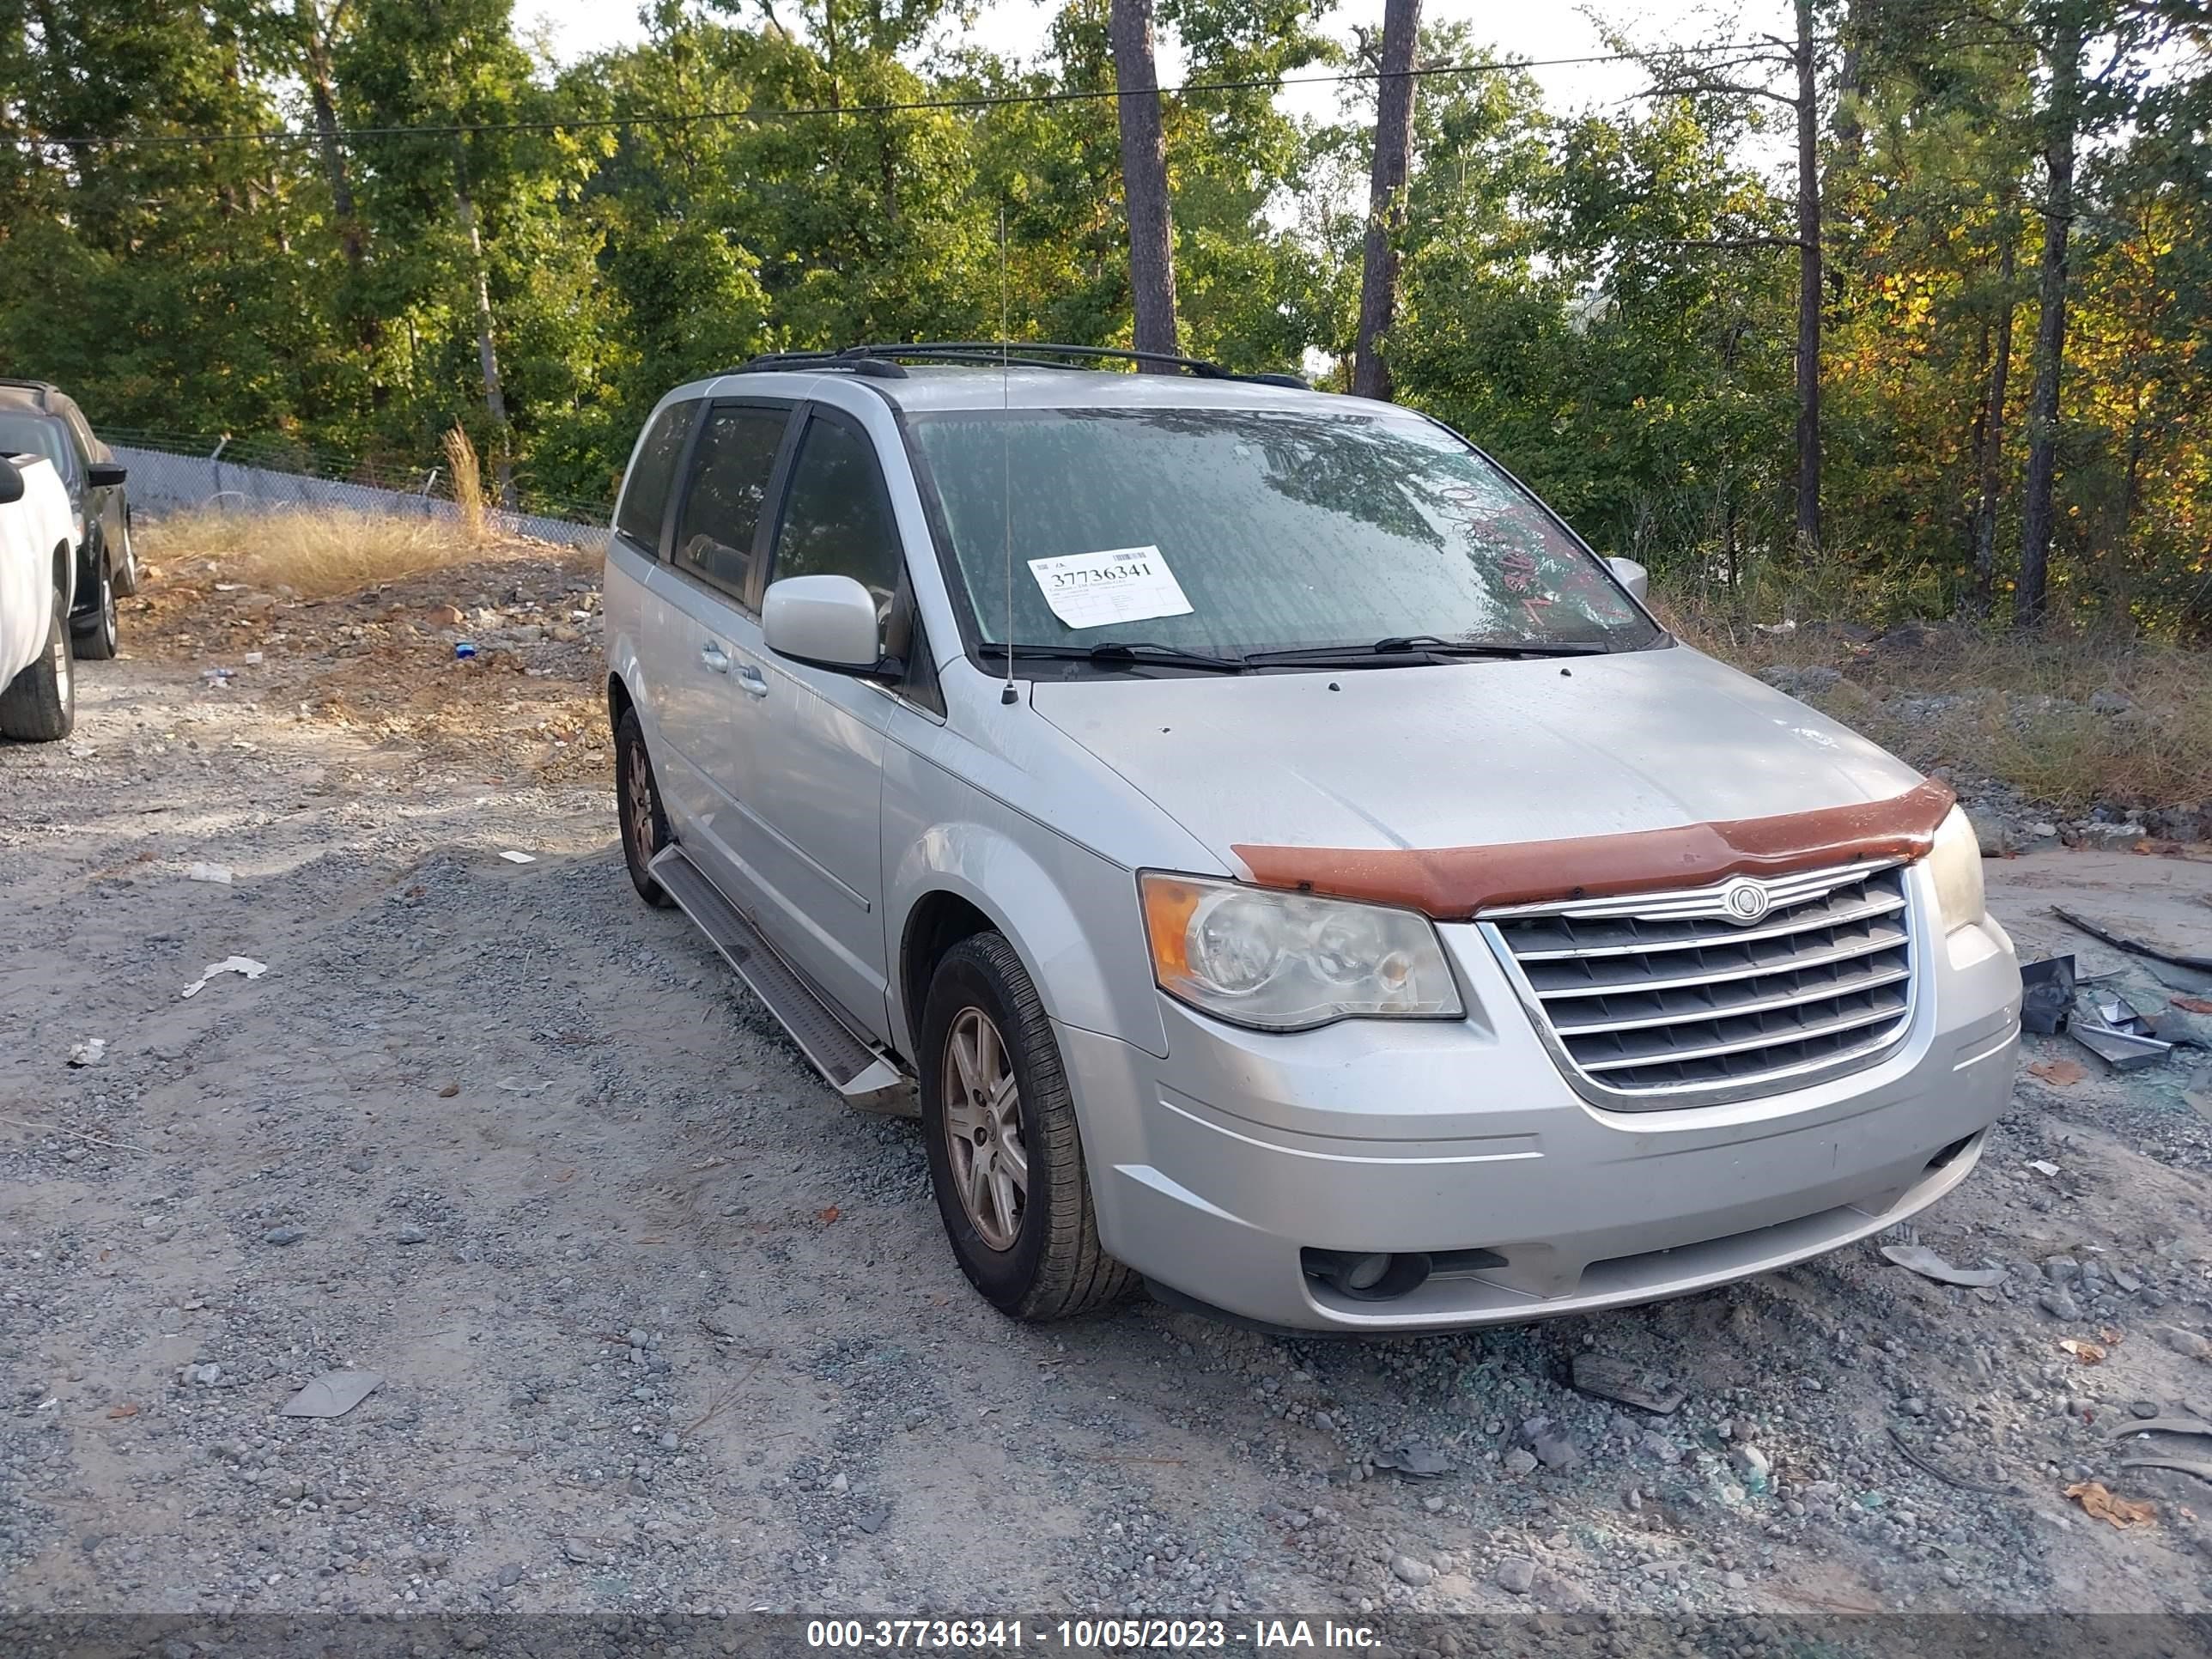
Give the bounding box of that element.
[920,933,1136,1321]
[0,575,76,742]
[71,551,118,660]
[615,707,675,908]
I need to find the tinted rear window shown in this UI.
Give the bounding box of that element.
[616,402,696,551]
[0,413,68,473]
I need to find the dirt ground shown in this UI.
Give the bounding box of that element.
[9,551,2212,1625]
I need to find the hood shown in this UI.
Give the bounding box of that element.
[1029,645,1926,867]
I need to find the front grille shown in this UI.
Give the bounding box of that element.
[1485,863,1916,1103]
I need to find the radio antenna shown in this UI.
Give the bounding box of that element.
[999,207,1018,706]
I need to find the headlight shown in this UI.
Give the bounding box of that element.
[1139,872,1464,1031]
[1927,805,1986,933]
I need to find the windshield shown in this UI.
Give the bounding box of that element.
[908,405,1656,662]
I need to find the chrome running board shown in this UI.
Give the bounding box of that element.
[650,846,915,1116]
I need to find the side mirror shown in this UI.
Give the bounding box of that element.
[0,458,21,506]
[763,574,884,672]
[88,462,127,488]
[1606,556,1650,603]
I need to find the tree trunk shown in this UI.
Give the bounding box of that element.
[2017,6,2081,629]
[300,3,362,270]
[1971,222,2016,614]
[1351,0,1420,402]
[1792,0,1821,558]
[1110,0,1178,368]
[453,142,516,509]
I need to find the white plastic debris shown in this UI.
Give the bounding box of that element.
[67,1037,106,1068]
[2027,1159,2061,1176]
[499,850,536,864]
[180,956,268,999]
[280,1370,384,1419]
[1752,620,1799,635]
[242,650,264,665]
[186,862,234,885]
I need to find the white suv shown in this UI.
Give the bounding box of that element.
[601,345,2021,1333]
[0,451,80,741]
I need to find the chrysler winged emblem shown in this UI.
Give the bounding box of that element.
[1722,878,1771,926]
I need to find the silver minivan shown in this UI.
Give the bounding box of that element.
[601,345,2021,1334]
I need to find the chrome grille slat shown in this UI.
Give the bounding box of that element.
[1577,994,1911,1072]
[1504,887,1907,961]
[1487,863,1917,1105]
[1549,960,1912,1036]
[1528,920,1909,998]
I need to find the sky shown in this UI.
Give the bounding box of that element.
[518,0,1795,125]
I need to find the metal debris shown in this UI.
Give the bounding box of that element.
[1373,1443,1457,1480]
[280,1369,384,1419]
[1880,1243,2006,1288]
[2118,1457,2212,1486]
[1571,1353,1686,1415]
[2073,996,2173,1072]
[2109,1416,2212,1441]
[2020,955,2075,1035]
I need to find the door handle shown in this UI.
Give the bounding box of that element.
[734,664,769,698]
[700,643,731,674]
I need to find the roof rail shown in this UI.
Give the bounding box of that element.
[0,376,57,404]
[727,343,1310,390]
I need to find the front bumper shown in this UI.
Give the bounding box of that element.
[1060,870,2020,1333]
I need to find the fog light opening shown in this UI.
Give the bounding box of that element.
[1926,1133,1976,1172]
[1303,1249,1434,1302]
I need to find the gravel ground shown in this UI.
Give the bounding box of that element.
[9,559,2212,1623]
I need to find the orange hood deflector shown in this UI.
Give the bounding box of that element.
[1231,778,1956,919]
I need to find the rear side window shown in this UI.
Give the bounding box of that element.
[54,398,96,462]
[672,406,790,605]
[769,416,902,605]
[615,401,696,552]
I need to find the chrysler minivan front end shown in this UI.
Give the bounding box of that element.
[606,351,2021,1334]
[1050,818,2016,1332]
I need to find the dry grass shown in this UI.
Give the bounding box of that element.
[1665,590,2212,816]
[136,506,548,601]
[442,424,488,545]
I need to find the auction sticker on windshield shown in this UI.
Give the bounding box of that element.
[1028,546,1194,629]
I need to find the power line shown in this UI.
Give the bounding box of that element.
[9,38,1844,151]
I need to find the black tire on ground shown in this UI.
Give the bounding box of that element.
[615,706,676,908]
[919,931,1138,1321]
[71,551,118,660]
[0,574,75,742]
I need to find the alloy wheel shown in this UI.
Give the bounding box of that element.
[623,739,656,859]
[943,1006,1027,1251]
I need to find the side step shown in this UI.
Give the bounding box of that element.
[650,846,915,1115]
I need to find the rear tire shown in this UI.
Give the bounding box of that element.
[71,552,118,660]
[0,576,75,742]
[615,707,675,908]
[920,932,1136,1321]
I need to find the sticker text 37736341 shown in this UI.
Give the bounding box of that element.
[1026,546,1194,630]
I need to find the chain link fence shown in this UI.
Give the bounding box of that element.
[106,428,611,553]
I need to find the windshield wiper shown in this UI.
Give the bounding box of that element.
[1244,635,1613,666]
[999,641,1250,673]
